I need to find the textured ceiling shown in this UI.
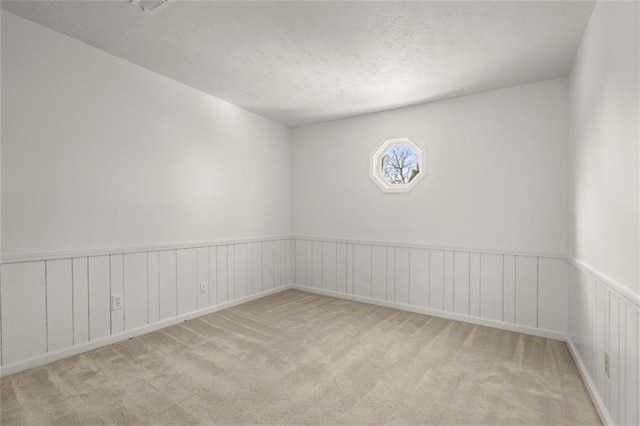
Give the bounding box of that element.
[2,1,595,127]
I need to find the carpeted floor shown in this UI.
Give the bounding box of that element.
[1,289,600,425]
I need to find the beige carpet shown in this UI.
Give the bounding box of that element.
[1,289,600,425]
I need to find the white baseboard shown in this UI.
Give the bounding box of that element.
[0,286,292,377]
[566,336,612,426]
[291,285,566,341]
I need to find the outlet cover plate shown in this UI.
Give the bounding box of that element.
[111,294,123,311]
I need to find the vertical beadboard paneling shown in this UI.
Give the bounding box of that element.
[353,244,372,297]
[284,240,291,286]
[246,243,254,295]
[158,250,177,320]
[371,245,386,300]
[592,281,600,369]
[444,251,454,312]
[285,240,292,287]
[503,255,516,324]
[585,274,594,376]
[46,259,73,352]
[322,242,337,292]
[386,247,395,302]
[286,239,293,286]
[480,253,503,322]
[625,304,638,426]
[409,248,428,307]
[618,301,627,425]
[346,244,354,294]
[609,295,620,425]
[216,246,228,304]
[1,262,47,365]
[594,282,606,401]
[395,247,410,304]
[3,237,595,378]
[290,239,579,341]
[274,240,282,288]
[586,276,596,378]
[208,246,217,306]
[147,252,159,323]
[109,255,124,334]
[196,248,209,309]
[336,243,347,293]
[263,241,275,291]
[312,241,323,289]
[538,258,567,332]
[177,249,197,315]
[73,257,90,343]
[227,245,235,300]
[603,281,610,416]
[232,244,247,300]
[252,242,263,294]
[0,237,293,371]
[2,269,6,362]
[306,241,313,288]
[515,256,538,328]
[286,239,295,285]
[429,250,444,311]
[469,253,481,317]
[295,240,306,286]
[566,261,640,426]
[124,253,148,331]
[604,281,613,415]
[453,252,470,315]
[88,256,111,340]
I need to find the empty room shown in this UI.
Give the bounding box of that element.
[1,0,639,425]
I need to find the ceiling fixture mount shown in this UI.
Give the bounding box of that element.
[129,0,170,15]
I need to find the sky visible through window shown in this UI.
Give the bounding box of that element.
[381,145,420,184]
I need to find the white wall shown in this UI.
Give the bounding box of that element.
[1,12,292,259]
[292,79,568,255]
[0,11,294,373]
[566,2,639,426]
[568,1,639,295]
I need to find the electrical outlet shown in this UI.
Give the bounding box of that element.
[111,294,123,311]
[364,270,371,282]
[269,268,274,277]
[604,352,610,378]
[199,282,207,294]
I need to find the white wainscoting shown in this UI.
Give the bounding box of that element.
[292,237,568,340]
[0,238,295,376]
[567,260,640,426]
[5,236,639,426]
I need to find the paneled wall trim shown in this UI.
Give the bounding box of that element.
[292,236,569,340]
[293,235,568,259]
[3,236,637,426]
[567,258,639,426]
[0,235,292,264]
[0,238,295,376]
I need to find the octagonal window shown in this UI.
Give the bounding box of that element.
[370,138,425,193]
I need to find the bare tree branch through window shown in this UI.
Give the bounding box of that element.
[381,145,420,184]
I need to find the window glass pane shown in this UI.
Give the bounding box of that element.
[381,145,420,184]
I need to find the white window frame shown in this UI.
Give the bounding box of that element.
[370,137,426,194]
